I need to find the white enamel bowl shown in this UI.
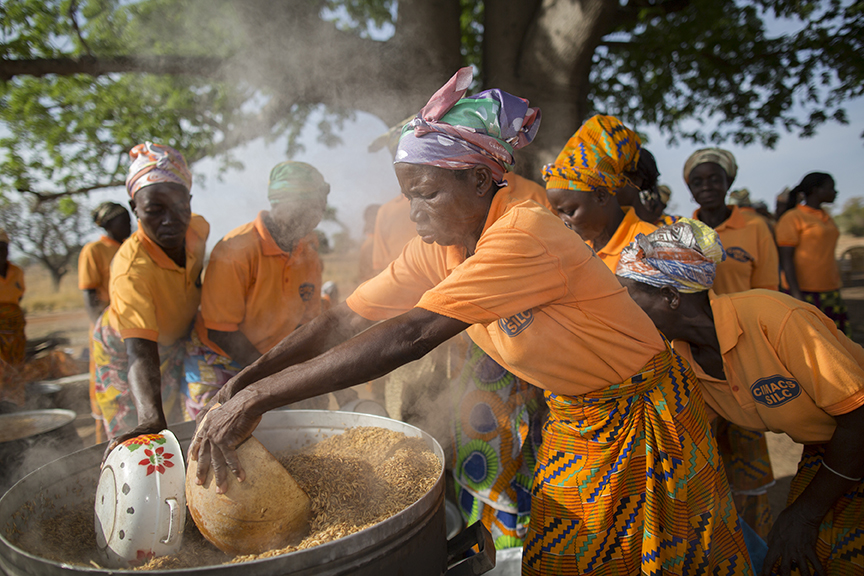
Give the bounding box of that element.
[93,430,186,568]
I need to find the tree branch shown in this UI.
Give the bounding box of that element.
[17,180,126,204]
[68,0,93,57]
[0,56,225,81]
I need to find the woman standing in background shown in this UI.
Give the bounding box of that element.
[776,172,850,336]
[685,147,780,541]
[0,229,25,411]
[93,142,208,446]
[79,202,132,441]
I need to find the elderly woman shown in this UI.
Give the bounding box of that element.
[191,68,751,575]
[0,229,25,410]
[545,115,658,272]
[184,161,328,420]
[685,147,780,538]
[617,219,864,576]
[79,202,132,441]
[776,172,850,336]
[93,142,208,445]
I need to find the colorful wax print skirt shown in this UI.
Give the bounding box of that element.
[88,325,106,443]
[523,345,752,576]
[452,341,545,550]
[0,303,26,406]
[769,444,864,575]
[92,312,186,439]
[715,418,776,540]
[802,289,851,338]
[183,329,242,421]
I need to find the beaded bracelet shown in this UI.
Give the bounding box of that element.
[821,460,863,482]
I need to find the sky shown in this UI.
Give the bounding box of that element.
[82,95,864,254]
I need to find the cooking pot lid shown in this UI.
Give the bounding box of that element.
[0,409,77,443]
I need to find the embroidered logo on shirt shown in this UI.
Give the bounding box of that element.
[498,310,534,337]
[750,375,801,407]
[299,283,316,302]
[725,247,754,263]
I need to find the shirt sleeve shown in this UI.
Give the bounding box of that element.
[77,244,102,290]
[200,242,251,333]
[774,211,801,247]
[110,270,159,341]
[776,307,864,416]
[347,236,448,321]
[751,218,780,290]
[417,216,570,324]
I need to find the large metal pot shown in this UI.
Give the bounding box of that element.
[0,409,82,494]
[0,410,493,576]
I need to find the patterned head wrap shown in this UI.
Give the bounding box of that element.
[728,188,751,207]
[92,202,127,227]
[0,229,8,244]
[395,67,541,185]
[682,148,737,185]
[657,184,672,205]
[616,218,726,293]
[125,142,193,199]
[542,115,641,195]
[267,161,330,206]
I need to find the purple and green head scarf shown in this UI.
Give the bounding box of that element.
[394,67,541,185]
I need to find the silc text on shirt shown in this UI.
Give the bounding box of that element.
[499,309,534,337]
[750,375,801,407]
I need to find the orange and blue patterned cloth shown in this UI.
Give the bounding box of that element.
[0,302,25,406]
[523,344,752,575]
[542,114,641,194]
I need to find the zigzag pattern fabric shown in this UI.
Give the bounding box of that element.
[542,114,641,194]
[523,345,752,575]
[779,444,864,575]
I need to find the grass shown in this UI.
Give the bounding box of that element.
[19,264,85,315]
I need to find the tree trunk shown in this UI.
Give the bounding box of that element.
[48,267,65,293]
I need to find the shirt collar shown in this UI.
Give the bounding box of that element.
[595,206,640,257]
[709,290,743,355]
[100,235,121,247]
[254,211,293,257]
[136,219,200,271]
[692,205,746,231]
[797,204,830,221]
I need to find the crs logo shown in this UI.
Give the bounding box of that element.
[750,375,801,407]
[299,283,316,302]
[725,247,754,263]
[498,310,534,337]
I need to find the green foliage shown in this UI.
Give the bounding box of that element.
[591,0,864,147]
[836,197,864,237]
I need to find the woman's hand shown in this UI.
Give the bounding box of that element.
[188,392,262,493]
[761,502,825,576]
[102,418,167,464]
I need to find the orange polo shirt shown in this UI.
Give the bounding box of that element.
[78,236,121,306]
[775,205,841,292]
[197,212,322,356]
[673,290,864,444]
[371,172,551,274]
[348,194,665,397]
[693,205,779,294]
[107,214,209,346]
[590,206,657,273]
[0,263,24,305]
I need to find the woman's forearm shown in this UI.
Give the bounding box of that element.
[788,406,864,521]
[125,338,167,429]
[208,329,261,367]
[778,246,802,297]
[239,307,468,416]
[225,302,375,396]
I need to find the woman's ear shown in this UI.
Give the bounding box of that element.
[660,286,681,310]
[593,188,611,206]
[473,165,496,198]
[128,198,137,215]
